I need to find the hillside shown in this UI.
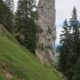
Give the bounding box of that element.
[0,24,61,80]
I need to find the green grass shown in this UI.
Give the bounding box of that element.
[0,29,61,80]
[0,76,5,80]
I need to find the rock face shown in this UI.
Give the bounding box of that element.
[36,0,56,64]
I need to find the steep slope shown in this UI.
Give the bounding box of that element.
[0,24,61,80]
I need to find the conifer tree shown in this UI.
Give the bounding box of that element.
[4,0,14,11]
[15,0,38,53]
[69,7,80,80]
[70,7,80,61]
[3,0,14,32]
[59,19,71,73]
[0,0,13,32]
[59,7,80,80]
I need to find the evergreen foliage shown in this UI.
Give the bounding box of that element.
[0,0,14,32]
[15,0,38,53]
[4,0,14,11]
[59,7,80,80]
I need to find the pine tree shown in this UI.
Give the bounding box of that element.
[3,0,14,32]
[0,0,13,32]
[4,0,14,11]
[0,0,4,24]
[15,0,38,53]
[70,7,80,61]
[69,7,80,80]
[59,7,80,80]
[59,19,72,73]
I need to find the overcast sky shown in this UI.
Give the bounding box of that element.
[14,0,18,10]
[14,0,80,45]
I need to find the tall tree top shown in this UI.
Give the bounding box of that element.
[63,19,68,27]
[71,7,77,21]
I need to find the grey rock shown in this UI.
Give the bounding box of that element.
[36,0,56,64]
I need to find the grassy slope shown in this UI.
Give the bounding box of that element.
[0,28,61,80]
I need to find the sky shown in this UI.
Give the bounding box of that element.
[14,0,18,10]
[14,0,80,45]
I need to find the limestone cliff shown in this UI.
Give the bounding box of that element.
[36,0,56,64]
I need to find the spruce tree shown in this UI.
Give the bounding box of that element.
[3,0,14,32]
[0,0,13,32]
[69,7,80,80]
[15,0,38,53]
[59,7,80,80]
[0,0,4,24]
[4,0,14,11]
[70,7,80,61]
[59,19,72,73]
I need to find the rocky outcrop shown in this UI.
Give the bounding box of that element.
[36,0,56,64]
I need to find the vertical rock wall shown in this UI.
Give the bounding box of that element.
[36,0,56,64]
